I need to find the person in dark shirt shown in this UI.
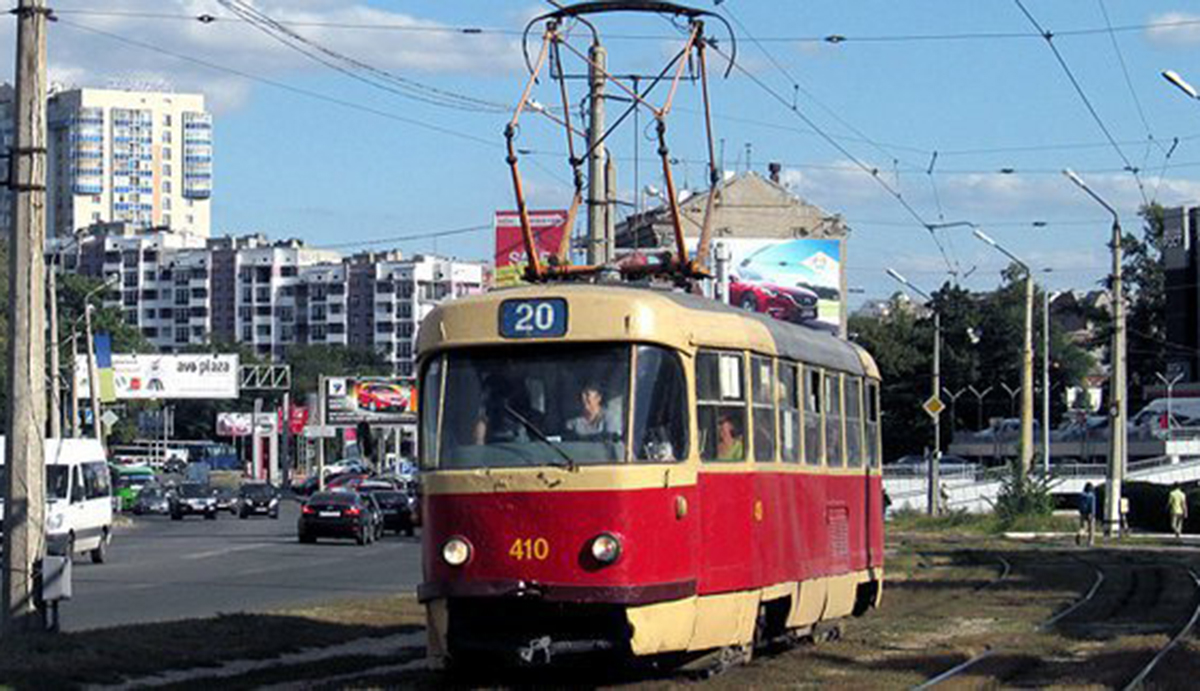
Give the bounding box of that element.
[1076,482,1097,547]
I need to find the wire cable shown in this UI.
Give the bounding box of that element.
[1013,0,1148,205]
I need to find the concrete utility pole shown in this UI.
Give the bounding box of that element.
[1065,169,1126,536]
[887,269,941,515]
[586,39,607,265]
[973,228,1035,479]
[1042,272,1052,475]
[47,262,60,438]
[84,304,102,443]
[3,0,50,634]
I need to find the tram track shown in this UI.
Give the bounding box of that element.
[913,550,1200,690]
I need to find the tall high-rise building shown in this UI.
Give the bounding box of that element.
[0,85,213,238]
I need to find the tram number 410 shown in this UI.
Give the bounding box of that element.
[509,537,550,561]
[499,298,568,338]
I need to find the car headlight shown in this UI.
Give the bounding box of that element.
[46,512,64,532]
[590,533,622,565]
[442,537,472,567]
[269,498,279,507]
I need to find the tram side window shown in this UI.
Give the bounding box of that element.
[866,380,881,468]
[845,376,863,468]
[826,372,844,468]
[697,351,746,462]
[419,355,444,469]
[751,356,776,462]
[633,346,688,463]
[803,366,823,466]
[778,362,800,463]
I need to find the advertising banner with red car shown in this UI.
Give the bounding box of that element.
[323,377,416,426]
[710,237,844,334]
[493,209,570,288]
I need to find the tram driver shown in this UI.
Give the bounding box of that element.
[566,381,622,440]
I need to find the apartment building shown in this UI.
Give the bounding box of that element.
[54,226,485,373]
[0,85,213,238]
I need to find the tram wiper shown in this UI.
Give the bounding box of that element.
[502,403,577,471]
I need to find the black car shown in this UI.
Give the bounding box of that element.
[238,483,281,519]
[214,486,239,515]
[170,483,218,520]
[360,487,419,536]
[298,492,375,545]
[132,485,170,515]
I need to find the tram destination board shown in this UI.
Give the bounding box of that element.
[499,298,568,339]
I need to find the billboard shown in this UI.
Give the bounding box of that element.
[76,354,240,400]
[494,209,570,287]
[323,377,416,426]
[713,237,844,333]
[216,412,253,437]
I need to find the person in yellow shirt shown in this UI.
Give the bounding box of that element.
[1168,484,1188,539]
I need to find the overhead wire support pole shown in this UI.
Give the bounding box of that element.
[587,33,607,265]
[4,0,50,634]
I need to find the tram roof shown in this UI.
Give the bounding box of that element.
[420,283,873,377]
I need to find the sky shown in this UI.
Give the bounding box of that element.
[5,0,1200,305]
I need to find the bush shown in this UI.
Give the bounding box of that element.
[994,460,1055,527]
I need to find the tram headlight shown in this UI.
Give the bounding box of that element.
[590,533,622,565]
[442,537,472,567]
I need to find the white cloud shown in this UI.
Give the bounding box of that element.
[2,0,523,113]
[1146,12,1200,46]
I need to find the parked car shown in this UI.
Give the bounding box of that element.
[359,486,419,536]
[298,491,376,545]
[323,458,369,477]
[169,483,218,520]
[214,486,238,515]
[357,382,411,413]
[237,482,280,519]
[326,473,373,492]
[131,485,170,515]
[889,453,977,476]
[729,271,820,325]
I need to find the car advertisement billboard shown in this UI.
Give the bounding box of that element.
[323,377,416,426]
[494,209,570,288]
[76,354,240,400]
[712,237,844,333]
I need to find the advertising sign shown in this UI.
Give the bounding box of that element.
[216,412,253,438]
[494,209,570,287]
[76,354,240,400]
[323,377,416,426]
[711,237,844,333]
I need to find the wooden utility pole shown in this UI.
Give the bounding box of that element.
[3,0,49,634]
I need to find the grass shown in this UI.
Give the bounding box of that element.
[888,508,1076,536]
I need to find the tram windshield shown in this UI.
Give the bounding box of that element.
[422,344,687,469]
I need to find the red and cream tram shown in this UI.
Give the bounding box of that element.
[416,284,883,667]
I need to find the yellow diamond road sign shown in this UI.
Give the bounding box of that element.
[923,396,945,418]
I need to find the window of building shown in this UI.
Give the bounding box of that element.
[256,324,271,337]
[696,351,746,462]
[376,322,393,334]
[163,146,171,160]
[162,130,171,144]
[162,213,171,226]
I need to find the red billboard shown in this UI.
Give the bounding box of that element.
[494,210,570,287]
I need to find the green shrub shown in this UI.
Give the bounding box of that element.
[994,460,1055,527]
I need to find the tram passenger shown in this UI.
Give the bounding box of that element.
[716,412,745,461]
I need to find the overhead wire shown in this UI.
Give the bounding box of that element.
[1012,0,1148,206]
[216,0,509,114]
[44,7,1200,45]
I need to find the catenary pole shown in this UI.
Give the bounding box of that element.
[3,0,49,634]
[587,39,607,265]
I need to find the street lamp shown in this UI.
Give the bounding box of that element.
[1063,167,1126,537]
[972,228,1036,480]
[887,268,943,516]
[1163,69,1199,100]
[1156,371,1184,439]
[82,275,118,444]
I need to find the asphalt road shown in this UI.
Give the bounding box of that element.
[59,499,423,632]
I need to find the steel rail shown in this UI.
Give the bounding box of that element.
[1123,567,1200,691]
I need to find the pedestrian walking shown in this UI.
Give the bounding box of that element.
[1168,484,1188,539]
[1076,482,1097,547]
